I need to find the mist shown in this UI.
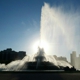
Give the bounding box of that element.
[0,55,72,71]
[40,3,80,58]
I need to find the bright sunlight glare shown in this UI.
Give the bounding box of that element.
[32,40,50,54]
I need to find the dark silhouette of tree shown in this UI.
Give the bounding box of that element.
[64,66,76,71]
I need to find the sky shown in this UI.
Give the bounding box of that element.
[0,0,80,60]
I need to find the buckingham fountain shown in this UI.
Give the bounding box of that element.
[0,3,74,71]
[26,47,60,70]
[23,3,73,70]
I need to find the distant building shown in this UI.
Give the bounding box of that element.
[53,55,57,60]
[0,48,26,64]
[57,56,67,62]
[53,55,67,62]
[70,51,76,67]
[18,51,26,59]
[70,51,80,69]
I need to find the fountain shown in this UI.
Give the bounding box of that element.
[0,3,73,71]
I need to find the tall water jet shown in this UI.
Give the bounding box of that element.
[40,3,80,58]
[40,3,66,55]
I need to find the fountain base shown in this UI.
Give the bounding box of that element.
[21,61,59,70]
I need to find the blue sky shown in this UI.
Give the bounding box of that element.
[0,0,80,60]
